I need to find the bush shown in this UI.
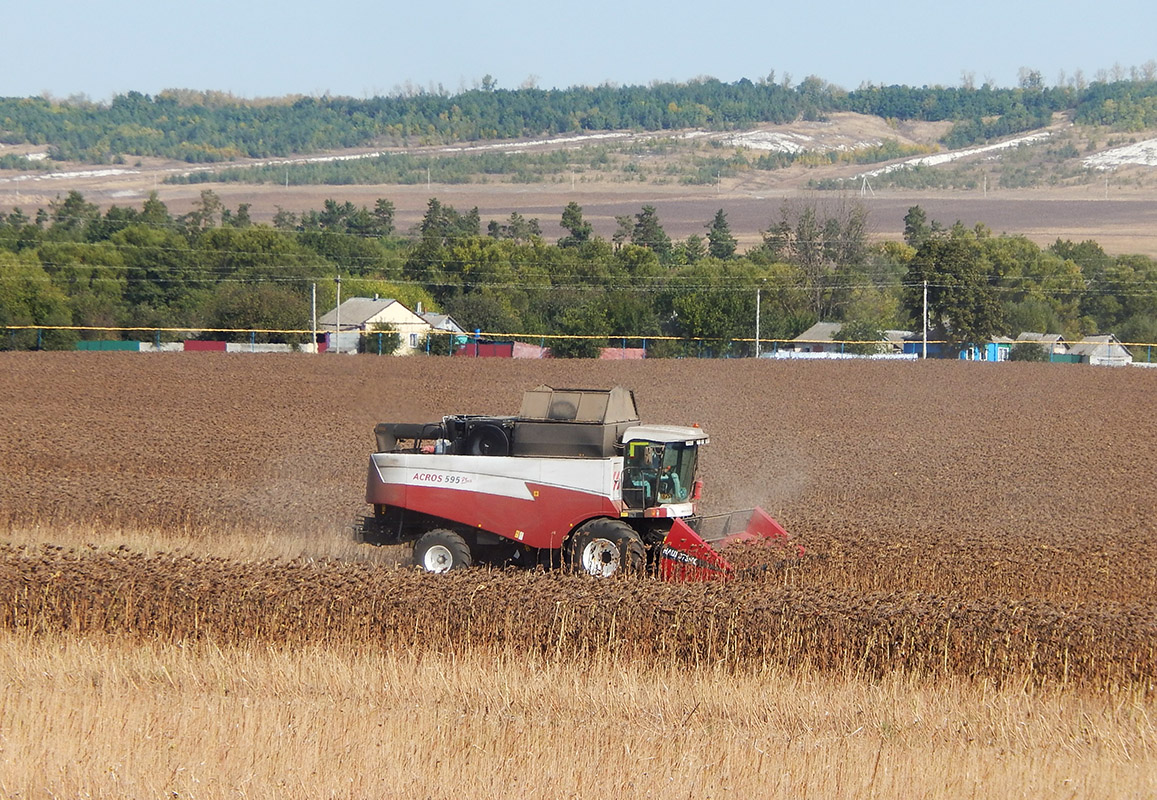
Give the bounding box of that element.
[1009,342,1050,362]
[359,324,401,355]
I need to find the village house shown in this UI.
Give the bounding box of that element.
[319,296,464,355]
[1067,334,1134,366]
[789,321,912,355]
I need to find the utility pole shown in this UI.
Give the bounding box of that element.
[311,283,317,354]
[755,285,762,358]
[335,274,342,354]
[922,280,928,359]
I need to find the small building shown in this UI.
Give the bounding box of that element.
[1016,332,1069,359]
[790,322,840,353]
[957,338,1012,361]
[791,322,912,354]
[901,336,1011,361]
[453,340,551,358]
[319,297,462,355]
[418,310,468,355]
[420,311,465,335]
[1068,334,1133,366]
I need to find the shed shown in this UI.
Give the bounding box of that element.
[792,321,912,354]
[453,340,551,358]
[419,311,465,335]
[1016,332,1069,359]
[1067,334,1133,366]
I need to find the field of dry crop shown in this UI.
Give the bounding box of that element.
[1,352,1155,798]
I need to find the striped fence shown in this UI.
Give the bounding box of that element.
[4,325,1157,364]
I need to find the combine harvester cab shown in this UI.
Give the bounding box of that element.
[363,385,791,582]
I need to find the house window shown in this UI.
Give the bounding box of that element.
[410,333,419,348]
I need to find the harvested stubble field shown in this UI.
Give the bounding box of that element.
[1,352,1156,798]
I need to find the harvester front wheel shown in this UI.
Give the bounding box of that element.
[567,519,645,578]
[413,529,472,574]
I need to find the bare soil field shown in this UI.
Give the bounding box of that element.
[2,354,1156,636]
[2,353,1154,551]
[2,353,1156,797]
[5,171,1157,255]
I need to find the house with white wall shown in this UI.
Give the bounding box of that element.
[1068,334,1133,366]
[318,297,462,355]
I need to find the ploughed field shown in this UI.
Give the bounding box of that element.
[1,353,1155,688]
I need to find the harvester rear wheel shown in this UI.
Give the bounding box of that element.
[567,519,645,578]
[413,529,472,574]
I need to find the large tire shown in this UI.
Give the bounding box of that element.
[566,519,645,578]
[412,529,472,574]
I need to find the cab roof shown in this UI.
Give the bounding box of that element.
[622,424,709,445]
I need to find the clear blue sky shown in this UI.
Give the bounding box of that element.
[2,0,1153,100]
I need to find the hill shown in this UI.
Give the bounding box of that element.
[4,110,1157,256]
[1,77,1157,254]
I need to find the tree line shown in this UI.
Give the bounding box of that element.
[3,72,1157,165]
[1,190,1155,355]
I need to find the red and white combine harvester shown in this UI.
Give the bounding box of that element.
[361,385,790,581]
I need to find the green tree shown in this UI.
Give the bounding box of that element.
[558,201,593,248]
[84,204,141,242]
[705,209,737,259]
[758,200,870,320]
[37,241,128,334]
[611,215,633,250]
[47,191,100,242]
[272,207,298,231]
[110,225,202,317]
[198,226,331,284]
[835,318,886,355]
[658,262,775,357]
[442,287,523,335]
[359,323,401,354]
[0,250,75,349]
[222,203,252,228]
[1009,341,1049,361]
[298,227,395,277]
[985,236,1083,337]
[680,234,706,264]
[178,190,225,238]
[373,198,396,235]
[487,212,541,242]
[0,208,44,253]
[138,192,172,228]
[903,205,932,249]
[201,283,309,344]
[630,205,671,259]
[551,300,607,358]
[407,198,482,292]
[904,225,1003,348]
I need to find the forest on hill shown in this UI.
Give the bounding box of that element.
[2,73,1157,166]
[2,189,1155,355]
